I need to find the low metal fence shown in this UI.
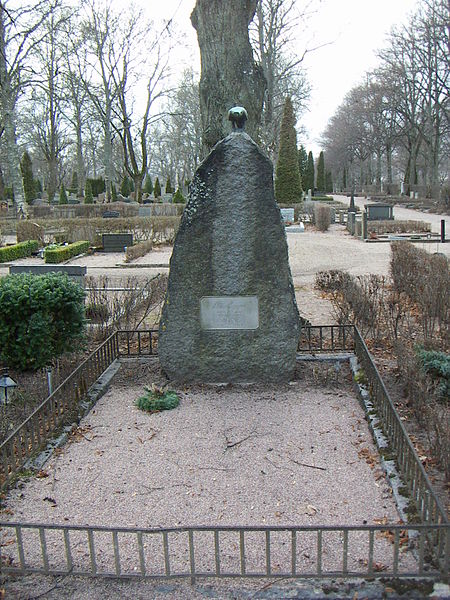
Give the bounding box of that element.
[117,329,158,357]
[353,329,447,526]
[0,325,448,581]
[0,333,119,490]
[0,522,447,580]
[297,325,354,353]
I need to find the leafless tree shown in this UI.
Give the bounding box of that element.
[0,0,60,214]
[191,0,266,154]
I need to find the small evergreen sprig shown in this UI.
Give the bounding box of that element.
[135,385,179,413]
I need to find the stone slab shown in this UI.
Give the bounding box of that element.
[200,296,259,330]
[9,265,86,287]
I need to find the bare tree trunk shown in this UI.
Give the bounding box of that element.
[0,9,27,216]
[191,0,266,153]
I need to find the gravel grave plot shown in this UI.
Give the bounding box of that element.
[1,360,417,578]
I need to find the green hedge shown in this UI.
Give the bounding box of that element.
[44,240,90,264]
[0,240,39,263]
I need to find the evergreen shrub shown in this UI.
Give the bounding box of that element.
[135,386,179,413]
[44,240,90,263]
[0,240,39,263]
[172,188,185,203]
[0,272,86,370]
[275,97,302,203]
[84,180,93,204]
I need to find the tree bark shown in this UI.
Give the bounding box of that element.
[0,7,27,216]
[191,0,266,154]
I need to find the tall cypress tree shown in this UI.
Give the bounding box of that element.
[84,180,93,204]
[274,97,302,203]
[143,174,153,195]
[165,176,173,194]
[298,145,308,184]
[325,171,333,193]
[20,151,35,204]
[153,177,161,198]
[316,151,325,191]
[59,183,68,205]
[304,151,315,193]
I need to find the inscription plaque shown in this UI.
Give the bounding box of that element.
[200,296,259,330]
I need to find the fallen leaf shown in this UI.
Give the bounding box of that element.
[43,497,57,506]
[36,470,49,478]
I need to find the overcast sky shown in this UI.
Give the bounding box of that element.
[123,0,419,156]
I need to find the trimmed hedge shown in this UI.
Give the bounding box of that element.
[125,239,153,262]
[44,240,90,264]
[0,240,39,263]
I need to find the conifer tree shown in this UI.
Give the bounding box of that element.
[20,151,35,204]
[165,176,173,194]
[59,183,68,205]
[70,171,78,194]
[173,187,185,203]
[84,180,93,204]
[298,145,308,184]
[120,175,132,198]
[316,151,325,191]
[143,174,153,195]
[274,97,302,203]
[325,171,333,193]
[154,177,161,198]
[111,183,117,201]
[304,151,315,193]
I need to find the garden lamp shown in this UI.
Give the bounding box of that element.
[0,370,17,405]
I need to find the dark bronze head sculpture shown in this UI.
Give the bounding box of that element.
[228,106,248,131]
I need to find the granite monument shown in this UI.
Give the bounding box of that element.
[158,108,299,382]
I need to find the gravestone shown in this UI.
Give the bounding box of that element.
[159,125,299,382]
[138,206,152,217]
[280,208,295,224]
[10,265,86,287]
[364,204,394,221]
[102,233,133,252]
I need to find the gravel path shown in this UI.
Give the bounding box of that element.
[2,208,446,597]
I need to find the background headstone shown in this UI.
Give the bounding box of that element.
[159,130,299,382]
[280,208,295,224]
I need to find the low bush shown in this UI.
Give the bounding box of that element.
[311,195,334,202]
[416,348,450,401]
[0,240,39,263]
[135,385,179,413]
[16,221,45,245]
[125,239,153,262]
[19,216,180,246]
[85,273,167,339]
[0,272,86,370]
[44,240,90,263]
[391,242,449,338]
[368,220,431,235]
[314,204,332,231]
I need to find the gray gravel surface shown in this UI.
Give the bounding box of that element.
[1,361,418,594]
